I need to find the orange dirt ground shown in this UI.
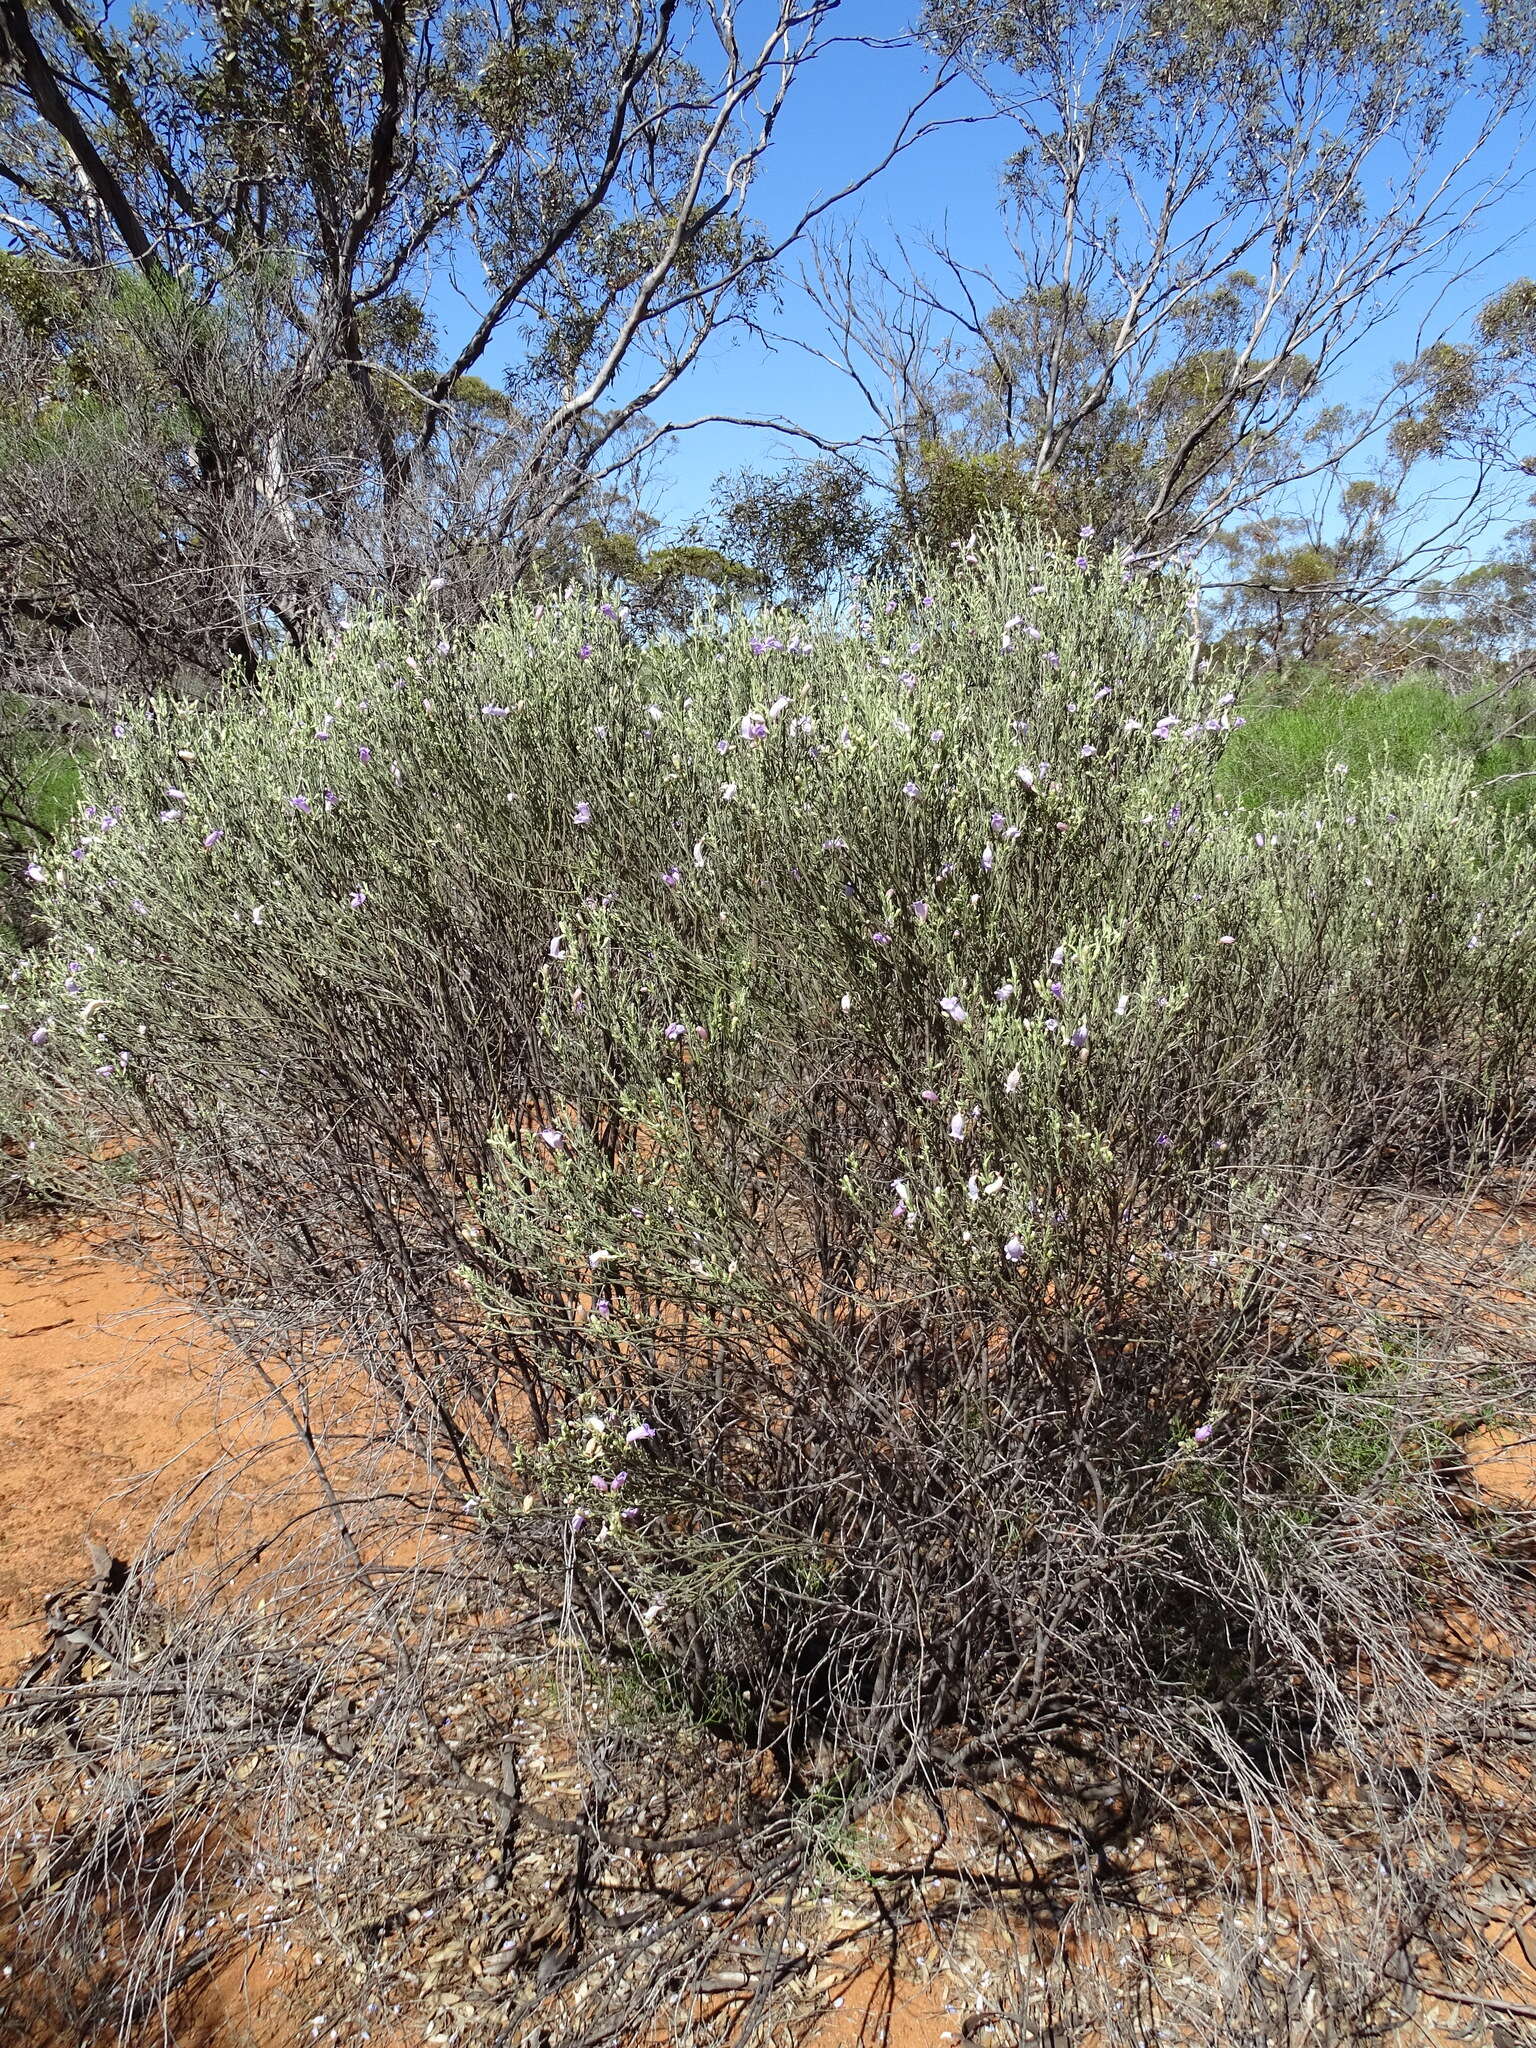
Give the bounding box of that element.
[0,1222,224,1676]
[2,1216,1533,2048]
[0,1222,307,2047]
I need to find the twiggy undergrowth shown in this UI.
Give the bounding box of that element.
[3,524,1535,2043]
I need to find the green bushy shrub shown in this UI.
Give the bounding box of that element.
[11,529,1534,1802]
[1217,671,1536,815]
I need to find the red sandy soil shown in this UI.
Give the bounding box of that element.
[3,1216,1532,2048]
[0,1221,308,2046]
[0,1221,225,1676]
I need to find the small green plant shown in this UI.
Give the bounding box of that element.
[1217,671,1536,814]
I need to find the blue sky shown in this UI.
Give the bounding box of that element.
[638,19,1015,525]
[638,21,1015,520]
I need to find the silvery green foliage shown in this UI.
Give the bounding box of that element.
[14,522,1535,1787]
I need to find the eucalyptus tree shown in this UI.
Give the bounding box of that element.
[0,0,943,706]
[802,0,1536,568]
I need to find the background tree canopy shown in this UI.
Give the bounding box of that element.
[3,0,1536,822]
[0,0,946,707]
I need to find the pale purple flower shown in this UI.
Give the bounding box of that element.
[1155,1133,1171,1148]
[1003,1236,1026,1263]
[1193,1423,1214,1445]
[587,1249,614,1270]
[621,1506,639,1521]
[571,1511,588,1532]
[578,645,592,660]
[903,781,921,798]
[1079,524,1094,538]
[594,1299,611,1319]
[939,995,968,1024]
[349,889,367,908]
[290,795,312,814]
[1218,935,1235,946]
[1049,979,1065,999]
[981,846,994,873]
[911,898,928,922]
[610,1471,628,1490]
[24,861,45,884]
[995,983,1015,1003]
[539,1128,564,1150]
[664,1022,687,1040]
[159,809,182,823]
[949,1110,967,1139]
[549,935,567,959]
[929,729,944,744]
[29,1026,48,1045]
[661,865,681,888]
[591,1475,609,1493]
[322,789,339,812]
[871,931,891,946]
[203,829,225,848]
[1069,1026,1089,1049]
[480,705,510,718]
[625,1422,655,1444]
[572,801,592,826]
[1003,1067,1021,1093]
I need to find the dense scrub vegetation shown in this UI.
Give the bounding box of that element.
[3,0,1536,2034]
[1216,671,1536,814]
[4,528,1533,2040]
